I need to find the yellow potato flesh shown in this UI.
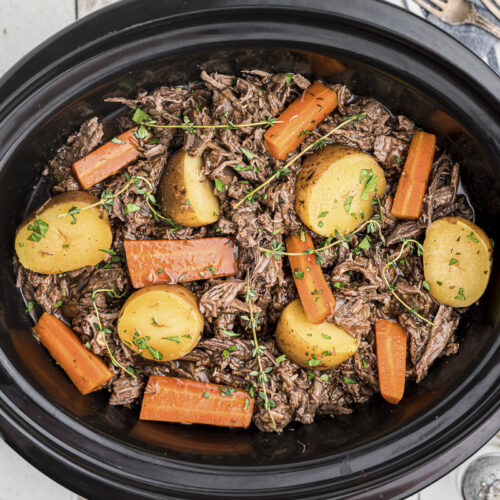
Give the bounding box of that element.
[160,149,219,227]
[275,299,359,370]
[117,284,203,362]
[295,145,386,236]
[423,217,493,307]
[15,191,112,274]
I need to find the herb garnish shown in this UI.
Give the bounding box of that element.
[132,106,282,133]
[245,275,277,431]
[234,113,367,208]
[344,195,354,214]
[455,288,466,301]
[381,238,435,326]
[91,288,136,379]
[27,216,49,242]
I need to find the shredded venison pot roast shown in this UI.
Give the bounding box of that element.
[15,67,493,432]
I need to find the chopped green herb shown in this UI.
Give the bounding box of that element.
[275,354,287,363]
[85,341,92,349]
[177,273,187,282]
[163,336,181,343]
[321,333,332,339]
[422,280,431,291]
[333,282,345,289]
[293,269,305,279]
[25,301,34,313]
[124,203,140,214]
[305,357,321,367]
[62,244,69,249]
[148,346,163,360]
[53,300,63,309]
[285,73,293,86]
[455,288,466,301]
[362,358,369,369]
[358,235,371,251]
[244,398,250,410]
[214,178,223,192]
[467,232,479,243]
[436,280,443,286]
[151,317,158,326]
[134,125,149,140]
[203,391,210,398]
[320,374,329,382]
[218,386,236,397]
[111,137,125,144]
[240,147,255,161]
[156,267,162,274]
[221,329,240,337]
[131,108,150,123]
[344,195,354,214]
[449,258,459,266]
[27,216,49,242]
[343,376,357,384]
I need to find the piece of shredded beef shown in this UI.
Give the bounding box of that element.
[16,67,474,429]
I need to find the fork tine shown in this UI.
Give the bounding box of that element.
[428,0,447,7]
[412,0,444,16]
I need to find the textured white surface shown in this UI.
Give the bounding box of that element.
[0,0,75,75]
[0,1,498,499]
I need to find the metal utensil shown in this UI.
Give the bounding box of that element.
[412,0,500,38]
[482,0,500,22]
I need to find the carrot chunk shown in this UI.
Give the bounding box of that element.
[140,376,254,428]
[264,81,338,160]
[33,312,113,395]
[72,127,149,189]
[286,233,335,324]
[375,319,407,405]
[124,237,238,289]
[391,131,436,219]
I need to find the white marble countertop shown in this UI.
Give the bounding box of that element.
[0,1,498,499]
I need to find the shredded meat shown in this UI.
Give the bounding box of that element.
[16,64,474,429]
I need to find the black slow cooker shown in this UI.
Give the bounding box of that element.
[0,1,498,498]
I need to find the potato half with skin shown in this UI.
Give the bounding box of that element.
[275,299,359,370]
[15,191,112,274]
[159,149,219,227]
[295,145,386,237]
[117,284,203,362]
[423,217,493,307]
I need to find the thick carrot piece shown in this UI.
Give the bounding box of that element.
[375,319,407,405]
[391,131,436,220]
[264,81,338,160]
[140,376,255,428]
[73,127,149,189]
[124,237,238,289]
[33,312,113,395]
[286,233,335,324]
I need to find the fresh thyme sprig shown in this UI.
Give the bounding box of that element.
[245,275,277,432]
[57,174,181,230]
[234,112,367,209]
[381,239,435,326]
[258,217,383,260]
[91,288,137,379]
[133,107,282,134]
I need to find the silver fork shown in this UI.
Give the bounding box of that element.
[412,0,500,38]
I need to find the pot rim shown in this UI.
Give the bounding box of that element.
[0,1,498,499]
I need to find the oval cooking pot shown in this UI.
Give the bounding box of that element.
[0,1,498,499]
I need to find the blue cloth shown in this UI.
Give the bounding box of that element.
[388,0,500,74]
